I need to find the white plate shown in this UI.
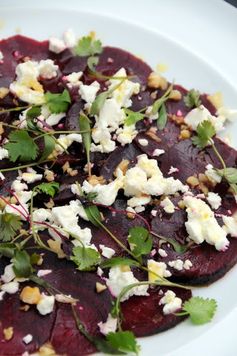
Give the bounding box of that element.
[0,1,237,355]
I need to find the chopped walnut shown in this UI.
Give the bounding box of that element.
[0,87,9,99]
[48,239,66,259]
[169,89,182,101]
[20,286,42,305]
[88,175,105,186]
[44,169,55,182]
[38,342,56,356]
[19,304,30,312]
[170,114,184,125]
[145,127,161,143]
[3,327,14,341]
[207,92,223,110]
[186,176,199,187]
[178,200,185,209]
[179,129,191,140]
[147,72,168,90]
[44,198,55,209]
[0,122,4,135]
[115,159,130,176]
[96,282,107,293]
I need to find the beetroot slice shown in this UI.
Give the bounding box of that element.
[121,287,191,337]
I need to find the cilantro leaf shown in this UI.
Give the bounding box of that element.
[26,106,41,119]
[192,120,216,149]
[0,213,22,242]
[90,91,109,116]
[85,205,102,227]
[106,331,140,355]
[182,296,217,325]
[71,246,101,271]
[124,109,144,126]
[40,134,55,161]
[0,242,16,258]
[13,250,33,278]
[87,56,99,72]
[74,36,103,57]
[184,89,201,109]
[157,103,167,130]
[35,182,59,197]
[4,130,39,162]
[100,257,140,269]
[79,114,91,172]
[45,89,71,114]
[216,167,237,184]
[128,226,152,259]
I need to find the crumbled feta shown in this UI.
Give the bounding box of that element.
[106,266,149,301]
[116,124,138,146]
[134,205,145,213]
[49,37,66,54]
[222,215,237,237]
[65,72,83,87]
[127,195,151,208]
[159,290,182,315]
[158,248,168,257]
[151,209,158,217]
[183,259,193,270]
[32,208,52,225]
[168,259,184,271]
[148,260,171,282]
[1,281,19,294]
[37,270,52,277]
[54,133,82,154]
[207,192,222,210]
[184,195,229,251]
[11,179,28,192]
[5,204,29,221]
[160,197,175,214]
[39,105,65,126]
[98,314,117,335]
[0,291,5,301]
[168,166,179,175]
[97,98,125,131]
[0,51,3,61]
[184,105,226,132]
[217,106,237,122]
[91,127,116,153]
[79,81,100,104]
[0,172,5,181]
[1,264,16,283]
[63,28,77,48]
[152,148,165,157]
[37,294,55,315]
[99,245,115,259]
[21,168,43,184]
[38,59,58,79]
[138,138,149,146]
[205,164,222,184]
[0,147,9,160]
[22,334,33,344]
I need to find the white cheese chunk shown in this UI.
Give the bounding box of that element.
[184,105,226,132]
[1,264,16,283]
[205,164,222,184]
[21,168,43,184]
[116,124,138,146]
[138,138,149,146]
[0,51,3,61]
[38,59,58,79]
[79,81,100,104]
[65,72,83,87]
[37,294,55,315]
[159,290,182,315]
[1,281,19,294]
[207,192,222,210]
[63,28,77,48]
[0,147,9,160]
[98,314,117,335]
[148,260,171,282]
[222,215,237,237]
[99,245,115,259]
[49,37,66,54]
[160,197,175,214]
[152,148,165,157]
[158,248,168,257]
[22,334,33,344]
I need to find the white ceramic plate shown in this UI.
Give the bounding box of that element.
[1,1,237,355]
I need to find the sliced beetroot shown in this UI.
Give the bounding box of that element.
[65,100,85,131]
[62,56,88,76]
[121,287,191,337]
[0,293,56,355]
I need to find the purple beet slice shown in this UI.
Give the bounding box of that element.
[121,287,192,337]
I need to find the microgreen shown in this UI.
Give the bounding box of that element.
[0,242,16,258]
[45,89,71,114]
[192,120,216,149]
[13,249,33,278]
[26,106,41,119]
[34,182,60,198]
[71,245,101,271]
[157,103,167,130]
[79,114,92,175]
[106,331,140,355]
[216,167,237,193]
[0,213,22,242]
[124,109,145,126]
[152,83,173,115]
[90,91,109,116]
[176,296,217,325]
[4,130,39,162]
[85,205,102,227]
[87,56,99,72]
[40,134,55,161]
[128,227,152,260]
[184,89,201,109]
[74,36,103,57]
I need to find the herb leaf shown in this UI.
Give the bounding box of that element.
[40,134,55,161]
[13,250,33,278]
[87,56,99,72]
[106,331,140,355]
[35,182,59,197]
[45,89,71,114]
[184,89,201,109]
[100,257,140,269]
[0,213,22,242]
[192,120,216,149]
[216,167,237,184]
[157,103,167,130]
[128,227,152,259]
[85,205,102,227]
[74,36,102,57]
[71,246,101,271]
[4,130,39,162]
[79,114,91,172]
[181,296,217,325]
[26,106,41,119]
[90,91,108,116]
[0,242,16,258]
[152,83,173,115]
[124,109,144,126]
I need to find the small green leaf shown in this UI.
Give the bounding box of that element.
[87,56,99,72]
[85,205,102,227]
[0,243,16,258]
[30,253,41,265]
[4,130,39,162]
[71,246,101,271]
[100,257,140,269]
[13,250,33,278]
[128,226,152,258]
[216,167,237,184]
[35,182,59,197]
[90,91,108,116]
[45,89,71,114]
[106,331,140,355]
[124,109,145,126]
[74,36,103,57]
[0,213,22,242]
[152,84,173,115]
[79,114,91,169]
[184,89,201,109]
[26,106,41,119]
[40,134,55,161]
[192,120,216,149]
[157,103,167,130]
[181,296,217,325]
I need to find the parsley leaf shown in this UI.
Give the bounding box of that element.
[45,89,71,114]
[157,103,167,130]
[85,205,102,227]
[35,182,59,197]
[26,106,41,119]
[79,114,91,174]
[4,130,39,162]
[74,36,103,57]
[100,257,140,269]
[128,227,152,259]
[124,109,145,126]
[13,250,33,278]
[0,213,22,242]
[192,120,216,149]
[184,89,201,109]
[106,331,140,355]
[71,246,101,271]
[181,296,217,325]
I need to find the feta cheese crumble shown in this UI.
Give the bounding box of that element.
[147,260,171,281]
[98,314,117,335]
[22,334,33,344]
[184,105,226,132]
[207,192,222,210]
[160,197,175,214]
[159,290,182,315]
[99,245,115,259]
[37,294,55,315]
